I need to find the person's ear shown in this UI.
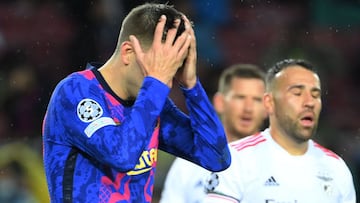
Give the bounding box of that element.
[262,109,269,120]
[263,92,274,115]
[213,92,225,114]
[120,41,133,65]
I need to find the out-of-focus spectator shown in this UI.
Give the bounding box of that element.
[0,142,49,203]
[2,60,42,141]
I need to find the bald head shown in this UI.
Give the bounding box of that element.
[265,59,318,92]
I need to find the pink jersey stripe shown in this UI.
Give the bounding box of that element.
[207,193,239,203]
[230,134,266,151]
[313,142,340,160]
[79,69,96,80]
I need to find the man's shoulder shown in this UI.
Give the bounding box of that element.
[56,69,98,94]
[229,132,268,153]
[310,140,342,161]
[172,157,210,173]
[55,69,94,86]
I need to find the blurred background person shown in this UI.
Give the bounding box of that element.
[160,64,268,203]
[0,142,48,203]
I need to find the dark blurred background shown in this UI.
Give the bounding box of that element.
[0,0,359,202]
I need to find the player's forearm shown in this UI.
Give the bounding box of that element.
[182,80,231,171]
[93,77,170,170]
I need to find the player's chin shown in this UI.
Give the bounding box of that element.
[235,126,254,137]
[298,127,315,140]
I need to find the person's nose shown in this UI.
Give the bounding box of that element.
[244,98,254,112]
[303,91,315,109]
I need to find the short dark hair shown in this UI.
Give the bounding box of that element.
[218,64,265,93]
[266,59,317,91]
[118,3,186,50]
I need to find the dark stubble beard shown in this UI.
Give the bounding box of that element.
[275,109,318,144]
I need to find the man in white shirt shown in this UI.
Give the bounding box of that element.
[204,58,356,203]
[160,64,268,203]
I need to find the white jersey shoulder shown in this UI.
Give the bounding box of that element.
[160,157,211,203]
[204,129,356,203]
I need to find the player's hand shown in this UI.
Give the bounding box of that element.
[174,15,197,89]
[130,15,191,88]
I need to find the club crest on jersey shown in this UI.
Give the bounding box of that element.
[77,98,103,122]
[317,171,335,196]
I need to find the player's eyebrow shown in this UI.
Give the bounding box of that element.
[287,84,304,91]
[287,84,321,93]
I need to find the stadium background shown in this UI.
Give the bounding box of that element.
[0,0,359,202]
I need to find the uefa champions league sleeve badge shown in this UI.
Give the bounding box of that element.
[77,98,103,122]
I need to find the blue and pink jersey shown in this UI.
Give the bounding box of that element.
[42,63,230,202]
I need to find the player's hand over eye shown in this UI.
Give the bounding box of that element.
[174,15,197,89]
[130,15,191,88]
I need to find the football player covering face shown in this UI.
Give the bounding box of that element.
[214,77,267,142]
[264,65,322,155]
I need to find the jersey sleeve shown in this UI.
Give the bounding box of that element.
[203,147,243,203]
[45,75,169,172]
[160,157,210,203]
[159,158,188,203]
[158,80,231,172]
[338,158,356,202]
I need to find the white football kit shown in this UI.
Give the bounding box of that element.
[160,157,209,203]
[204,128,356,203]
